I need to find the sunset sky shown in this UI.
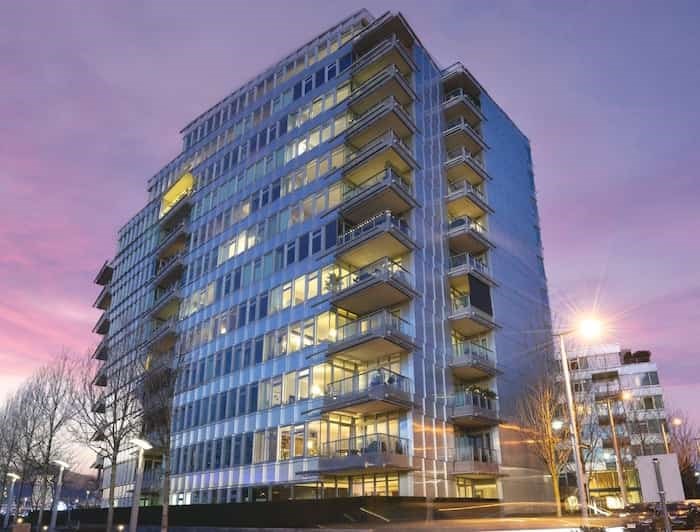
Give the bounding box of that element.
[1,1,698,427]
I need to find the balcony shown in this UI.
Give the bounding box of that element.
[348,65,416,115]
[155,221,189,260]
[340,166,417,224]
[602,435,632,448]
[321,368,413,415]
[599,412,627,426]
[159,191,193,231]
[451,391,500,428]
[343,131,417,185]
[443,89,484,127]
[93,370,107,388]
[447,216,492,254]
[442,62,481,104]
[330,258,415,315]
[93,284,111,310]
[449,342,499,381]
[93,337,108,361]
[446,180,491,219]
[445,147,489,185]
[448,252,494,286]
[146,317,178,352]
[93,311,110,335]
[450,447,500,478]
[318,433,411,475]
[336,211,416,269]
[327,309,416,362]
[352,35,416,86]
[94,261,113,286]
[346,97,416,150]
[444,117,488,155]
[449,295,496,337]
[150,284,182,321]
[591,370,620,382]
[152,252,185,289]
[594,386,623,402]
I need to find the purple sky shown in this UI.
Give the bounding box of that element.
[1,1,699,423]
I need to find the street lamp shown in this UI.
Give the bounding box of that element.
[556,316,604,520]
[129,438,153,532]
[48,460,69,532]
[552,419,565,431]
[3,473,20,529]
[661,417,682,454]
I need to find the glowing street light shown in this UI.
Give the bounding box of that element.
[552,419,565,431]
[3,473,20,529]
[49,460,70,532]
[555,316,604,520]
[129,438,153,532]
[661,417,683,453]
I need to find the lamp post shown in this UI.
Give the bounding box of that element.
[661,417,682,454]
[3,473,20,529]
[555,317,603,520]
[606,391,631,507]
[48,460,69,532]
[129,438,153,532]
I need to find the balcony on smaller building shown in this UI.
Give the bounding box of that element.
[346,97,416,150]
[348,65,416,116]
[336,211,416,269]
[443,88,484,127]
[155,221,189,260]
[329,257,415,315]
[352,34,416,86]
[93,337,108,361]
[328,309,415,362]
[444,117,488,155]
[150,284,183,321]
[602,435,632,449]
[146,317,179,352]
[449,342,499,382]
[343,131,417,186]
[448,252,494,286]
[321,368,413,415]
[93,311,110,335]
[451,390,500,428]
[446,180,491,220]
[598,411,628,426]
[445,147,489,185]
[318,433,411,475]
[93,284,112,311]
[93,369,107,388]
[152,252,185,289]
[94,261,113,286]
[159,190,193,231]
[447,216,492,254]
[340,166,417,224]
[450,446,500,478]
[594,384,623,402]
[449,295,496,337]
[92,395,106,414]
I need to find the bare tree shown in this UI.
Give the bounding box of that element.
[32,356,77,531]
[12,382,46,512]
[667,410,698,498]
[71,357,141,532]
[0,392,23,500]
[518,373,572,516]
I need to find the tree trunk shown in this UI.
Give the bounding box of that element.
[552,468,562,517]
[160,451,170,532]
[36,477,47,532]
[106,453,118,532]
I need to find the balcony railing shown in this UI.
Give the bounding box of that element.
[351,35,416,79]
[444,88,481,110]
[445,117,484,139]
[342,166,412,202]
[452,444,499,464]
[345,130,412,166]
[326,367,412,399]
[449,252,490,277]
[448,215,487,235]
[451,341,495,366]
[332,309,413,345]
[447,180,486,201]
[155,221,189,256]
[446,147,485,169]
[150,317,178,340]
[330,258,410,294]
[453,390,498,413]
[337,210,411,248]
[320,433,409,459]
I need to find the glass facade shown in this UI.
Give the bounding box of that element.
[92,9,553,508]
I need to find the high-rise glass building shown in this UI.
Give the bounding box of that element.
[92,10,552,507]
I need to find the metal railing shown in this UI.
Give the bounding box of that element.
[352,35,415,74]
[445,147,486,169]
[320,433,409,458]
[326,367,412,398]
[159,188,194,219]
[330,257,411,294]
[153,283,182,309]
[449,252,490,276]
[155,252,185,276]
[445,117,484,140]
[453,390,498,412]
[446,179,486,200]
[151,317,178,338]
[447,215,487,235]
[351,64,411,98]
[344,130,412,166]
[332,309,413,344]
[444,88,481,110]
[451,444,499,464]
[451,341,494,366]
[342,166,412,202]
[337,210,411,247]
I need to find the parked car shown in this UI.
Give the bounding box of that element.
[667,501,698,529]
[619,503,656,531]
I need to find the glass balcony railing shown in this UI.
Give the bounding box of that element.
[320,433,409,458]
[325,367,412,399]
[446,180,486,201]
[446,147,485,168]
[449,252,490,277]
[332,309,413,344]
[451,341,494,366]
[445,117,484,140]
[453,390,498,412]
[150,317,178,339]
[451,444,499,465]
[447,215,487,235]
[330,257,411,294]
[337,210,411,248]
[342,166,412,202]
[348,96,412,128]
[344,131,412,166]
[444,88,481,110]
